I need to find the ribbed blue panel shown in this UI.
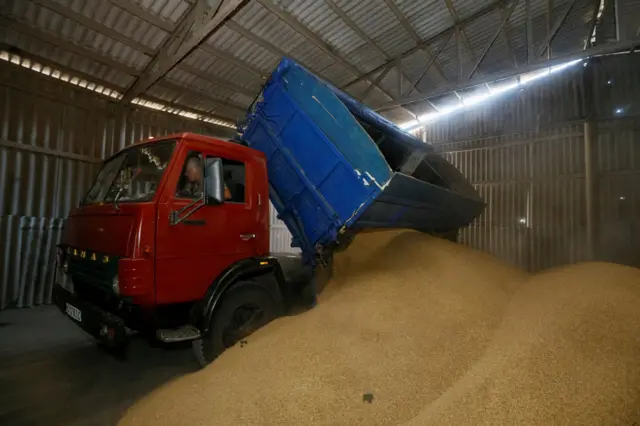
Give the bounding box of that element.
[243,58,390,258]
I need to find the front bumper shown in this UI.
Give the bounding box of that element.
[52,283,128,348]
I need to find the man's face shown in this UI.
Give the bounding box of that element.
[186,159,202,183]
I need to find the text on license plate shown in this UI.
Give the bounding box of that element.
[65,303,82,322]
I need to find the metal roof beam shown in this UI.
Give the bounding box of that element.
[228,19,400,103]
[225,20,289,60]
[499,3,519,67]
[526,0,534,62]
[397,60,402,97]
[109,0,265,80]
[172,0,269,79]
[199,44,267,79]
[255,0,399,101]
[456,27,464,82]
[343,0,508,89]
[2,16,141,76]
[546,0,553,59]
[105,0,174,32]
[360,63,394,102]
[28,0,262,93]
[382,0,449,84]
[469,0,519,79]
[324,0,388,60]
[2,19,246,119]
[178,63,256,96]
[383,0,420,43]
[375,38,640,110]
[404,31,454,96]
[0,44,237,125]
[120,0,247,104]
[158,80,246,116]
[324,0,422,97]
[31,0,156,55]
[443,0,480,78]
[427,100,440,111]
[538,0,577,57]
[0,43,129,95]
[255,0,357,69]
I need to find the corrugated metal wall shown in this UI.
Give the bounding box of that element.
[269,203,299,254]
[0,61,295,309]
[425,53,640,272]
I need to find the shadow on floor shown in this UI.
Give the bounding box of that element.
[0,306,198,426]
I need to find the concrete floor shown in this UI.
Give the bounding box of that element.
[0,306,198,426]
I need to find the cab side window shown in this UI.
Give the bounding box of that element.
[221,158,246,204]
[176,151,203,199]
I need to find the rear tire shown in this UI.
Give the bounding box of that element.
[192,282,280,368]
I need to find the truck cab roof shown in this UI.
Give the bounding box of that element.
[125,132,264,160]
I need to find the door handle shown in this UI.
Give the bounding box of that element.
[240,233,256,241]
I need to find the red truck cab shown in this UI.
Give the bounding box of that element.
[53,133,293,366]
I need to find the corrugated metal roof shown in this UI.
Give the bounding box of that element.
[164,67,245,105]
[617,0,640,41]
[3,27,135,88]
[7,1,151,72]
[0,0,632,126]
[395,0,454,41]
[428,31,475,83]
[52,0,169,51]
[450,0,497,21]
[401,48,445,92]
[130,0,190,24]
[233,2,307,56]
[551,0,595,55]
[334,0,414,58]
[275,0,366,57]
[207,25,280,74]
[182,48,263,91]
[464,6,514,74]
[346,43,387,74]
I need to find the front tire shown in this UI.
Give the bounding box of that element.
[192,282,280,368]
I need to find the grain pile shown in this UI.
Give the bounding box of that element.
[120,230,640,426]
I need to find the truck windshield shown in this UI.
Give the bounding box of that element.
[82,141,176,205]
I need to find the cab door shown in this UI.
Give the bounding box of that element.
[155,145,257,305]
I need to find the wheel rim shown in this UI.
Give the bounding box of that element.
[222,304,265,348]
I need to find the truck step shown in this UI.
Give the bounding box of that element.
[156,325,201,343]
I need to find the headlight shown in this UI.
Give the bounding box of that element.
[112,276,120,294]
[62,260,69,274]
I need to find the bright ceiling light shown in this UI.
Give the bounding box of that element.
[0,49,236,129]
[399,119,419,130]
[398,59,583,132]
[462,93,491,106]
[521,69,550,84]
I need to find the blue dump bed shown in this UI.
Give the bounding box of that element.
[241,58,484,262]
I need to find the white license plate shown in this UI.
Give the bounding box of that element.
[65,303,82,322]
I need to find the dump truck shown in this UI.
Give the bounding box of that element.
[52,58,484,366]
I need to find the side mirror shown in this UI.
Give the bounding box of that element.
[204,157,224,205]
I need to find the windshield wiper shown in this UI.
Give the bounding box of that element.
[112,167,143,210]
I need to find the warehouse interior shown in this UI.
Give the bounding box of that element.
[1,0,640,425]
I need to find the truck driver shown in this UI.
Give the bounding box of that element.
[179,156,232,201]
